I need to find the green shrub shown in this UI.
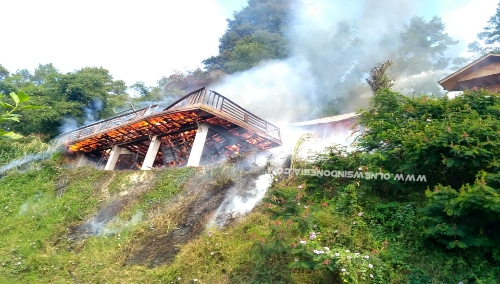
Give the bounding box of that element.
[420,172,500,250]
[0,134,50,166]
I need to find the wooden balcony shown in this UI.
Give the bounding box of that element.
[56,88,282,158]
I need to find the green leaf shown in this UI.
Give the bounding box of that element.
[21,105,45,110]
[0,114,21,123]
[0,100,14,109]
[9,92,20,105]
[288,261,312,269]
[445,158,455,167]
[16,91,29,103]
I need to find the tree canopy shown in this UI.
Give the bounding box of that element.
[0,65,130,139]
[394,16,458,75]
[202,0,300,73]
[468,1,500,56]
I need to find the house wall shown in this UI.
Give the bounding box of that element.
[485,83,500,93]
[459,80,500,93]
[459,62,500,82]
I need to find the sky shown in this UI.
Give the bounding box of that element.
[0,0,498,88]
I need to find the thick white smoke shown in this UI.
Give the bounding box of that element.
[209,0,456,122]
[211,57,318,124]
[208,173,272,227]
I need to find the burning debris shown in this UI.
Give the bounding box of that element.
[56,88,282,170]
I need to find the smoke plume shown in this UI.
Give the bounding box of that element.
[0,142,59,176]
[209,0,457,123]
[58,98,105,135]
[209,173,272,227]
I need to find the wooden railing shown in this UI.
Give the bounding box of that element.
[164,88,281,142]
[54,105,158,145]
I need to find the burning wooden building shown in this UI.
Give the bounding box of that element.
[439,53,500,93]
[56,87,282,170]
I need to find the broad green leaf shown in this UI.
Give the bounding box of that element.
[9,92,20,105]
[0,118,19,123]
[445,158,455,167]
[16,91,29,102]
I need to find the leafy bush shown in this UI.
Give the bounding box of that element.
[290,243,387,283]
[357,89,500,190]
[0,134,50,166]
[420,172,500,251]
[369,202,416,239]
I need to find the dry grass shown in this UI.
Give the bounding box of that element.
[163,212,271,283]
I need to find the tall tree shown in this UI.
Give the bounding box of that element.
[390,16,458,94]
[60,67,128,120]
[203,0,300,73]
[302,19,367,117]
[468,1,500,56]
[163,69,224,92]
[0,65,9,81]
[130,81,150,97]
[32,63,58,86]
[2,65,130,138]
[395,16,458,75]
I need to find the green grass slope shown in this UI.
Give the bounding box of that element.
[1,89,500,283]
[0,154,498,283]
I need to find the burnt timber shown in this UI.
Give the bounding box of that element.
[56,87,282,169]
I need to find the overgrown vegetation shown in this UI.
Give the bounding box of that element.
[2,0,500,281]
[0,89,499,283]
[0,89,500,283]
[0,135,50,167]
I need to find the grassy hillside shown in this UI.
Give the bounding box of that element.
[0,152,497,283]
[1,89,500,283]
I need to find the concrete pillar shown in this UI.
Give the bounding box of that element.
[141,136,162,170]
[104,145,122,170]
[75,152,93,167]
[187,124,210,167]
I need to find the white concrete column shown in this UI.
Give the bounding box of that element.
[75,152,92,167]
[187,124,210,167]
[104,145,122,170]
[141,136,162,170]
